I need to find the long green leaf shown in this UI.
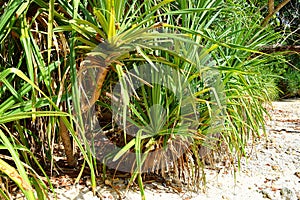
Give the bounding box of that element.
[0,130,35,200]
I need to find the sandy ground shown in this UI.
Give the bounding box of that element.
[52,100,300,200]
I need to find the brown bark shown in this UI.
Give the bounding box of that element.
[262,0,291,27]
[80,53,112,112]
[260,45,300,53]
[268,0,274,14]
[83,66,110,112]
[59,117,77,167]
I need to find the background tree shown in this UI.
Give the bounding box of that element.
[260,0,300,97]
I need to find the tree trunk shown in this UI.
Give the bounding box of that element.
[59,117,77,167]
[260,45,300,53]
[262,0,291,27]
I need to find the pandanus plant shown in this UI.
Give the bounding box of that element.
[0,0,284,199]
[53,0,229,197]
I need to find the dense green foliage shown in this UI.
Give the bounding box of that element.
[0,0,296,199]
[266,0,300,98]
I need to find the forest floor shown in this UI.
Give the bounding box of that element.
[39,99,300,200]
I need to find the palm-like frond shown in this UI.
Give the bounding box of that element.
[0,0,286,199]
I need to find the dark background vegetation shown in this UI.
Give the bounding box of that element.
[265,0,300,98]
